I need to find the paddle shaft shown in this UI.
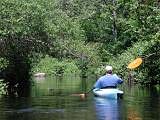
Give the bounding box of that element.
[85,88,94,94]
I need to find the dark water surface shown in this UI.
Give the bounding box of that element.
[0,75,160,120]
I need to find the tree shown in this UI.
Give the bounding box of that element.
[0,0,99,94]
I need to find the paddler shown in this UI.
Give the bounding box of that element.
[93,65,123,89]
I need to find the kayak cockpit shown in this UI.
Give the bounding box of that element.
[93,88,124,99]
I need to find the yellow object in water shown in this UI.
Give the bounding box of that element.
[127,57,143,69]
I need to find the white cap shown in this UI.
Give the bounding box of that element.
[105,65,113,71]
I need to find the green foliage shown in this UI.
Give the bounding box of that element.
[140,34,160,84]
[106,33,160,83]
[0,0,49,54]
[0,58,8,70]
[0,0,51,83]
[32,55,80,75]
[0,0,99,83]
[79,0,160,85]
[0,79,7,95]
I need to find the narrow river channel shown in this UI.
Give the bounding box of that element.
[0,75,160,120]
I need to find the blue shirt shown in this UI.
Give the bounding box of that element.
[94,74,123,89]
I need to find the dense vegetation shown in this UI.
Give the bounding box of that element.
[0,0,160,94]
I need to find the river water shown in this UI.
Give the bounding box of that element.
[0,75,160,120]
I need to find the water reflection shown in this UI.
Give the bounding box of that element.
[0,75,160,120]
[94,97,123,120]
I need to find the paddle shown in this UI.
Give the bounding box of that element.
[81,88,94,97]
[71,88,94,100]
[127,57,143,84]
[127,57,143,69]
[127,52,160,70]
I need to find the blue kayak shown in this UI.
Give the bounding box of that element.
[93,88,124,99]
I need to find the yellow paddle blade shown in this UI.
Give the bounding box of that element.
[127,57,143,69]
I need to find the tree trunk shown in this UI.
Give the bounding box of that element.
[112,0,117,41]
